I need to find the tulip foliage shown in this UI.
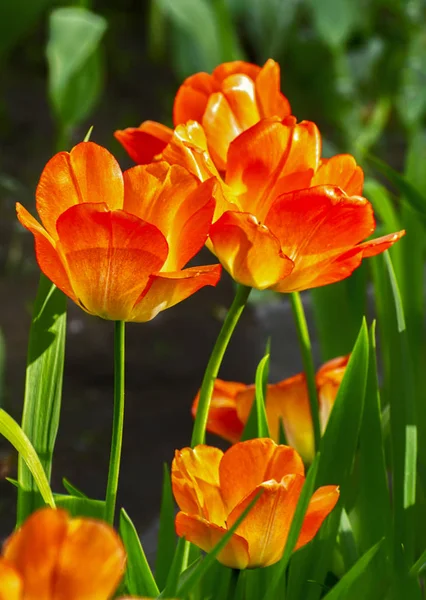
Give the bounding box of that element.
[1,17,426,599]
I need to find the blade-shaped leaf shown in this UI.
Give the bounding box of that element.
[55,494,105,519]
[155,463,177,590]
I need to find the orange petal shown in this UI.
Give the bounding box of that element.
[175,512,249,570]
[222,74,261,129]
[209,211,293,289]
[172,446,225,522]
[114,121,173,164]
[296,485,340,549]
[312,155,364,196]
[52,517,126,600]
[219,439,304,513]
[16,203,77,303]
[124,164,216,270]
[227,474,304,567]
[130,264,221,322]
[255,59,292,119]
[213,60,261,82]
[316,356,349,434]
[56,203,168,320]
[173,72,216,124]
[36,142,124,239]
[192,379,248,443]
[0,559,23,600]
[202,92,242,171]
[3,508,69,600]
[357,230,406,257]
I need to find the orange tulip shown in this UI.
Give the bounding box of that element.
[0,507,126,600]
[192,356,349,463]
[16,142,221,321]
[172,438,339,569]
[115,59,291,169]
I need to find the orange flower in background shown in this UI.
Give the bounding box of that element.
[192,356,349,463]
[0,507,126,600]
[172,438,339,569]
[16,142,221,321]
[115,59,291,169]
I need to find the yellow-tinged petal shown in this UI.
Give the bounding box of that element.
[130,265,221,322]
[209,211,293,290]
[311,155,364,196]
[219,439,304,513]
[36,142,124,239]
[175,512,249,570]
[0,559,23,600]
[52,517,126,600]
[227,474,304,567]
[295,485,340,549]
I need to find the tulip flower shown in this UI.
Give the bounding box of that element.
[172,438,339,569]
[115,59,291,169]
[16,142,221,321]
[0,507,126,600]
[192,356,349,463]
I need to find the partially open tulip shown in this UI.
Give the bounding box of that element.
[172,438,339,569]
[0,507,126,600]
[16,142,221,321]
[115,59,291,169]
[192,356,349,463]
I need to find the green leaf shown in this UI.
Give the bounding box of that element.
[161,536,190,598]
[155,463,177,590]
[0,409,55,509]
[322,540,384,599]
[62,478,88,499]
[306,0,357,49]
[241,353,270,440]
[410,549,426,577]
[46,7,107,128]
[120,509,159,598]
[396,30,426,129]
[17,276,66,525]
[55,495,105,519]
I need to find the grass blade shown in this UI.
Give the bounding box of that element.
[155,463,177,590]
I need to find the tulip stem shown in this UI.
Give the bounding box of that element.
[105,320,126,524]
[289,292,321,452]
[191,284,251,447]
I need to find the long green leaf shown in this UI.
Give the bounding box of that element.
[0,409,55,509]
[241,353,270,441]
[120,509,159,598]
[155,463,177,590]
[17,276,66,525]
[55,494,105,519]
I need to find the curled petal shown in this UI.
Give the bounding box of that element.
[36,142,124,238]
[219,439,304,513]
[52,517,126,600]
[357,230,406,257]
[130,264,221,322]
[0,560,23,600]
[56,203,168,320]
[255,59,291,119]
[16,204,77,303]
[311,155,364,196]
[192,379,247,443]
[175,512,249,570]
[114,121,173,165]
[296,486,340,550]
[3,508,69,599]
[209,211,293,290]
[213,60,261,82]
[173,72,216,124]
[227,474,304,567]
[124,165,216,270]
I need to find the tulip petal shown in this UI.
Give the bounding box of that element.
[52,517,126,600]
[192,379,247,443]
[209,211,293,289]
[16,203,77,303]
[295,485,340,549]
[311,155,364,196]
[36,142,124,238]
[175,512,249,570]
[213,60,261,82]
[219,439,304,513]
[2,508,69,600]
[124,164,216,270]
[255,58,291,119]
[130,264,221,322]
[202,92,242,171]
[56,203,168,320]
[114,120,173,165]
[316,356,349,434]
[357,230,406,257]
[221,74,261,129]
[173,72,216,124]
[227,474,305,567]
[0,560,23,600]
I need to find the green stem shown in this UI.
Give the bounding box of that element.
[191,284,251,447]
[105,320,126,524]
[290,292,321,452]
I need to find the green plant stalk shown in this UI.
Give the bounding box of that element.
[191,284,251,447]
[290,292,321,452]
[105,320,125,524]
